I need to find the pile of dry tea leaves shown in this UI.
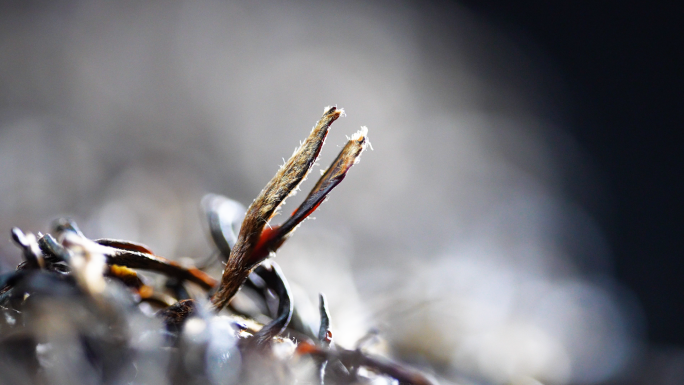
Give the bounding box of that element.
[0,107,436,385]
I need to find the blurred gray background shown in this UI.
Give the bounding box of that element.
[0,1,659,384]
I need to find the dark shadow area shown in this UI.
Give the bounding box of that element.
[458,0,683,347]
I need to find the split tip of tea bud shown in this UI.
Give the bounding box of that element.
[323,105,346,118]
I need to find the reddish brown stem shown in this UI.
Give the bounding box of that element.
[211,107,345,311]
[296,341,437,385]
[253,127,370,260]
[103,247,218,290]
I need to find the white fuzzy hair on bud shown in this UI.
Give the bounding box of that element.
[350,126,368,141]
[352,126,373,151]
